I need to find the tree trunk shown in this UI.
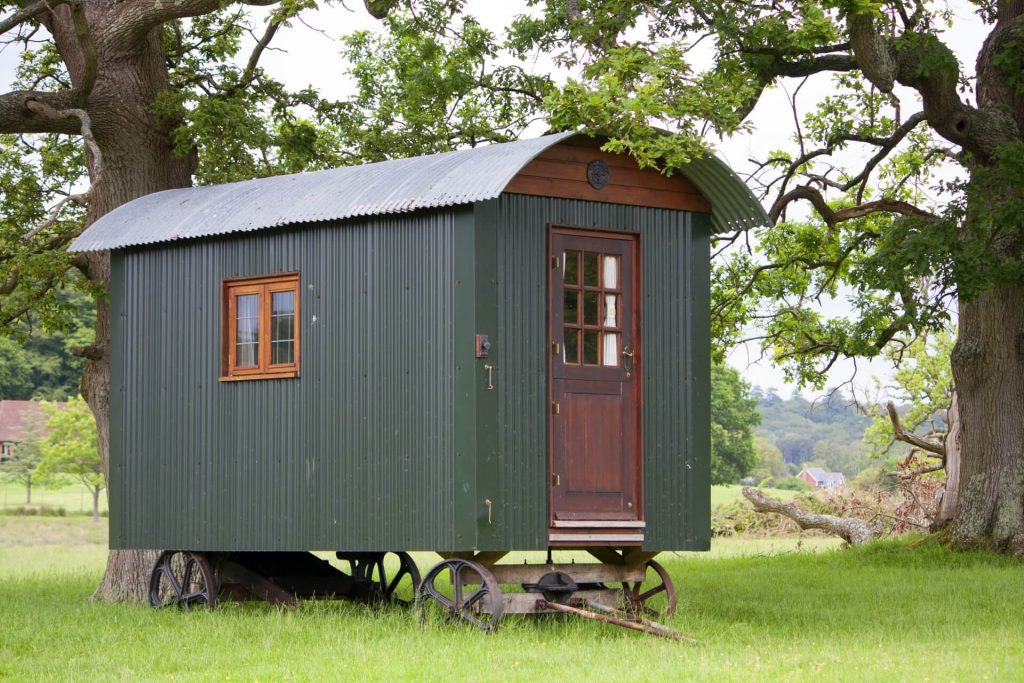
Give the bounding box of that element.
[950,284,1024,554]
[46,3,195,600]
[934,391,960,525]
[26,476,31,504]
[91,486,100,523]
[94,549,160,603]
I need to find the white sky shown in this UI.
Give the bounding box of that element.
[0,2,989,398]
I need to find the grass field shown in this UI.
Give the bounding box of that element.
[709,484,799,507]
[1,517,1021,682]
[0,481,108,515]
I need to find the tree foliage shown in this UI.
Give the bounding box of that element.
[710,364,760,484]
[863,327,955,456]
[35,396,102,520]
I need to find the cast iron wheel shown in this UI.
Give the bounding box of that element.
[622,559,676,617]
[415,559,504,633]
[336,551,421,605]
[148,550,218,609]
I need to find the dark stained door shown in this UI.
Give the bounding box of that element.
[549,228,641,522]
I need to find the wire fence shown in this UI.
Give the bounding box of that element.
[0,483,108,515]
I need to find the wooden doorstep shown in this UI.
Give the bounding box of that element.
[548,532,645,543]
[551,520,646,528]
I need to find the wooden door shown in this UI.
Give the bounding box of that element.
[549,228,641,523]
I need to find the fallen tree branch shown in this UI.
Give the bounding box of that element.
[741,487,883,545]
[886,401,946,457]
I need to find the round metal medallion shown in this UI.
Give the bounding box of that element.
[586,159,610,189]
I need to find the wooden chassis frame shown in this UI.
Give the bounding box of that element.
[220,272,301,382]
[546,225,644,545]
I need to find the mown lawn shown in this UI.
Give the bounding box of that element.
[0,517,1020,682]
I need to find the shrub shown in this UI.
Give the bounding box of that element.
[3,505,68,517]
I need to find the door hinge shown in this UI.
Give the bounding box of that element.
[551,401,560,415]
[551,341,560,355]
[552,473,560,487]
[551,255,560,269]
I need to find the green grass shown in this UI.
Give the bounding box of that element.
[710,484,799,507]
[1,518,1021,682]
[0,481,108,515]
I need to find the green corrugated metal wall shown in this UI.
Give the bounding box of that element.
[110,197,710,553]
[110,212,465,551]
[481,195,711,551]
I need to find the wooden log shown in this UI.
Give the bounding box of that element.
[741,487,883,545]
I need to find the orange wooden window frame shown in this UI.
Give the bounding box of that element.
[220,273,300,381]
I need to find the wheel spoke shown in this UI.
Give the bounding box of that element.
[462,586,489,611]
[163,562,183,600]
[638,584,665,602]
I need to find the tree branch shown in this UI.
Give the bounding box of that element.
[24,99,103,183]
[0,90,83,134]
[742,487,883,545]
[105,0,281,48]
[887,401,946,457]
[848,12,1020,160]
[770,185,936,227]
[0,0,69,35]
[238,14,283,89]
[68,0,97,103]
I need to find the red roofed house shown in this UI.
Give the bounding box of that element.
[0,400,50,463]
[798,466,847,494]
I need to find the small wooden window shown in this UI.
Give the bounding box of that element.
[221,273,300,381]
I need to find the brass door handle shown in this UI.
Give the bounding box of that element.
[484,364,496,390]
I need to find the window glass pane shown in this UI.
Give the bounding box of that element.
[602,255,619,289]
[583,330,599,365]
[270,291,295,365]
[583,291,598,325]
[271,290,294,317]
[564,289,579,324]
[563,250,578,285]
[564,328,579,364]
[583,252,598,286]
[271,340,294,365]
[235,294,259,367]
[603,333,619,366]
[603,294,618,327]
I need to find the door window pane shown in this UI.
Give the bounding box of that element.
[583,291,599,325]
[564,328,579,364]
[583,331,599,365]
[603,294,618,327]
[564,289,579,324]
[235,294,259,367]
[603,333,620,366]
[602,255,619,289]
[563,250,578,285]
[583,252,599,286]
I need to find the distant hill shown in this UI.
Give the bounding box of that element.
[753,388,876,479]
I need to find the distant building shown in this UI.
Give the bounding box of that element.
[798,466,847,493]
[0,400,57,463]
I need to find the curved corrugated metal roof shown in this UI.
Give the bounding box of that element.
[70,132,767,252]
